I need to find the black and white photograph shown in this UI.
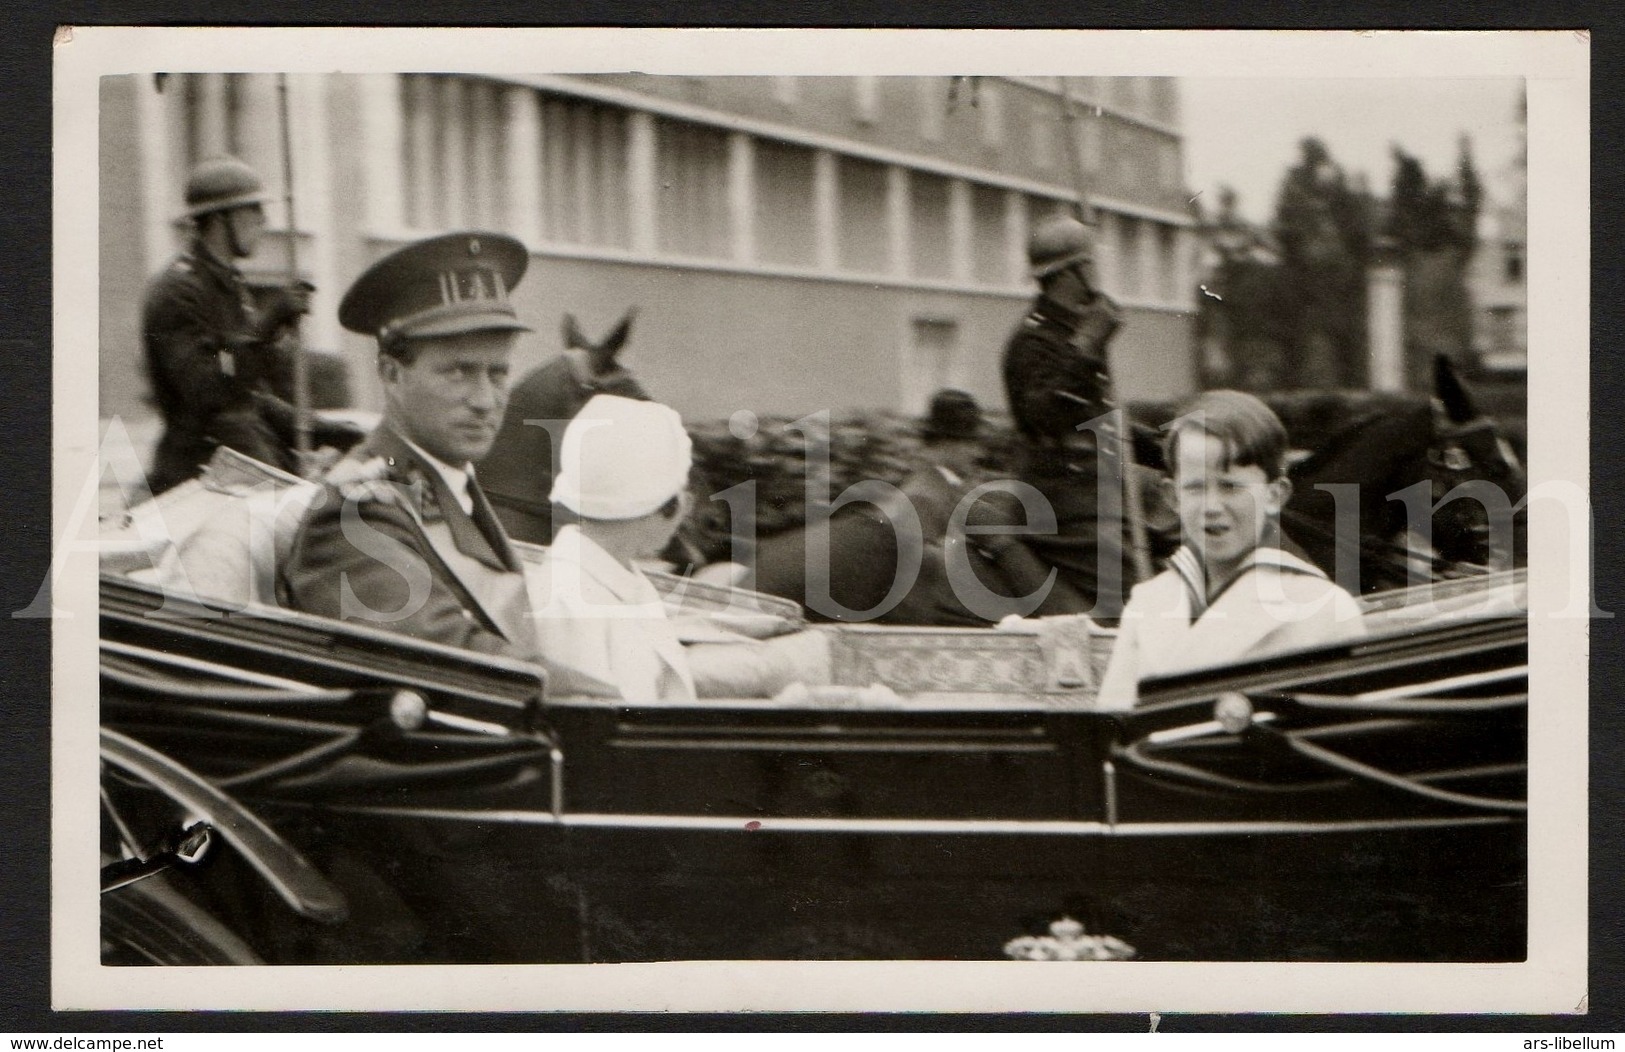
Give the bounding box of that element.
[51,27,1590,1014]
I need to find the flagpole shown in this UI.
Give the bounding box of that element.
[1055,78,1153,586]
[276,73,314,469]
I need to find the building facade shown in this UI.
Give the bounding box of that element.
[1467,86,1527,375]
[100,73,1199,441]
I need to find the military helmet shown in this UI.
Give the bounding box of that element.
[183,156,268,219]
[1027,213,1097,280]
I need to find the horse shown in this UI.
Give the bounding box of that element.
[479,309,648,547]
[701,355,1525,623]
[1257,354,1526,594]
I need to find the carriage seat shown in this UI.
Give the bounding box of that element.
[98,446,323,609]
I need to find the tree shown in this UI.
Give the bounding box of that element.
[1270,138,1371,387]
[1385,140,1482,386]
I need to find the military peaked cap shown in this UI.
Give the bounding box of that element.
[340,231,532,350]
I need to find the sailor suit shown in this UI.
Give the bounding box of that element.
[1096,546,1366,709]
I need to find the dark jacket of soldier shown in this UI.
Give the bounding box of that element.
[141,239,300,494]
[1001,292,1122,444]
[989,289,1177,621]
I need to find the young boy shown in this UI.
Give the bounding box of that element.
[1096,390,1365,709]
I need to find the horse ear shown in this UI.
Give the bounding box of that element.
[601,307,637,355]
[562,313,586,350]
[1434,353,1478,424]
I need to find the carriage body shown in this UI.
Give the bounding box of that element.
[99,568,1527,965]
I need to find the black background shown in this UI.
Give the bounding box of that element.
[3,0,1619,1035]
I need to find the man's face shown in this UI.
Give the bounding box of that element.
[1170,430,1289,582]
[225,203,267,258]
[381,330,515,466]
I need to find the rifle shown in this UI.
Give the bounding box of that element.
[1054,77,1153,586]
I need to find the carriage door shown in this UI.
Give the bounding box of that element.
[902,316,961,414]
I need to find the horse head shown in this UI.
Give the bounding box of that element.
[562,308,638,376]
[1424,354,1527,574]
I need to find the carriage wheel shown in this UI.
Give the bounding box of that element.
[101,867,263,966]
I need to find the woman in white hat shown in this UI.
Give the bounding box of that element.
[525,394,700,702]
[527,394,833,703]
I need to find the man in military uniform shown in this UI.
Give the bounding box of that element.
[971,213,1175,621]
[141,156,353,495]
[280,232,608,696]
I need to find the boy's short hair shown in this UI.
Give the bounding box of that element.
[1162,389,1289,481]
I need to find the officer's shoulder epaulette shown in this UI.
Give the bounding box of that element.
[381,457,443,523]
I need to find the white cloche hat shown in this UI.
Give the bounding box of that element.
[550,395,692,520]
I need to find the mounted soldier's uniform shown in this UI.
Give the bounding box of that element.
[141,157,307,496]
[1002,292,1121,448]
[979,215,1175,621]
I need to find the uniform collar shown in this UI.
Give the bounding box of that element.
[1032,293,1086,328]
[398,434,474,515]
[188,237,242,284]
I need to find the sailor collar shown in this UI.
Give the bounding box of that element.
[1168,545,1328,621]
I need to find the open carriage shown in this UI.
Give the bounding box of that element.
[97,449,1528,964]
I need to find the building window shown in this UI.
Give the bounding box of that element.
[917,78,944,142]
[971,183,1009,286]
[1092,211,1118,292]
[1149,78,1178,124]
[180,72,246,163]
[754,137,818,268]
[837,155,889,273]
[979,82,1005,146]
[463,79,507,229]
[1029,104,1056,171]
[654,116,730,259]
[909,171,952,281]
[853,76,881,125]
[1157,223,1180,302]
[400,74,512,233]
[1077,111,1103,173]
[1157,138,1181,189]
[1108,77,1136,113]
[1116,126,1156,188]
[1117,215,1143,298]
[903,317,961,413]
[1504,241,1524,283]
[536,92,630,249]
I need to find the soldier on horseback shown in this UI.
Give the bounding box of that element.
[969,213,1176,621]
[141,156,358,495]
